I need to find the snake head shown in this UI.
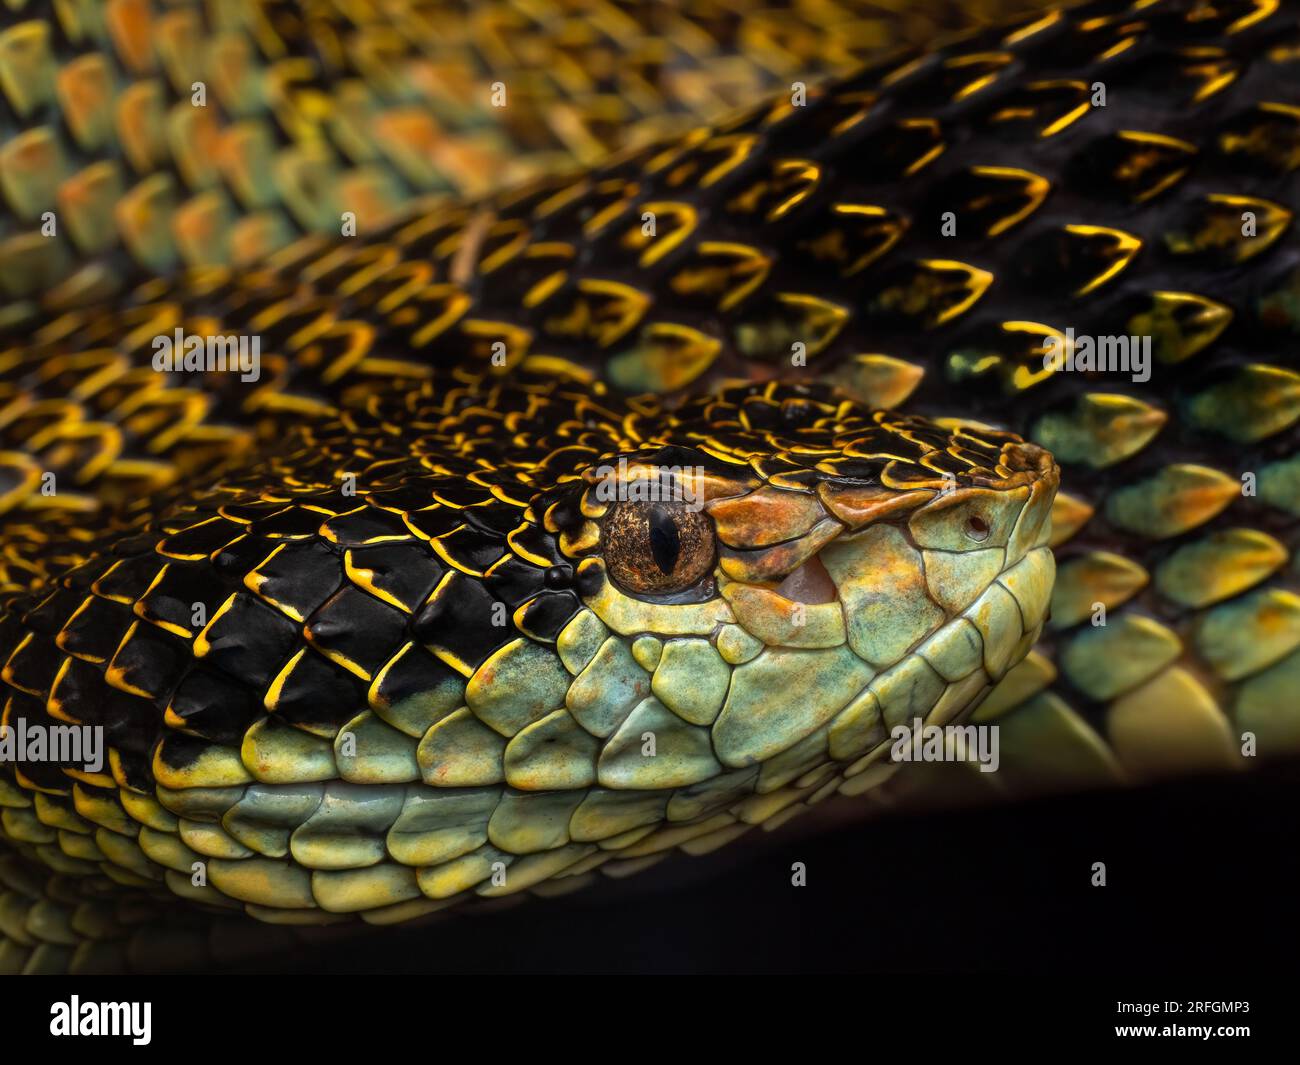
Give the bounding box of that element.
[2,374,1056,918]
[546,381,1059,785]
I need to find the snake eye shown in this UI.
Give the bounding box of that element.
[966,514,990,541]
[604,501,715,595]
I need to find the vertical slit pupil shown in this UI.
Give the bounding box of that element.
[648,506,681,574]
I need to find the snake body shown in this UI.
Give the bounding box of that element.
[0,0,1298,973]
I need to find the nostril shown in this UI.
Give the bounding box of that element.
[966,515,990,541]
[774,554,838,605]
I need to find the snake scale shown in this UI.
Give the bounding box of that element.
[0,0,1297,974]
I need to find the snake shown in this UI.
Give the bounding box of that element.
[0,0,1297,974]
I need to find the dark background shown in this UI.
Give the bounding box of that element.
[240,758,1300,976]
[21,763,1295,1052]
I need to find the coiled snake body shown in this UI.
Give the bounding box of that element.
[0,0,1297,972]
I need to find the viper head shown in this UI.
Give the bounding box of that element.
[543,380,1059,785]
[23,372,1055,919]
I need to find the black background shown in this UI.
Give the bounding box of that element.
[16,761,1296,1051]
[253,758,1300,975]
